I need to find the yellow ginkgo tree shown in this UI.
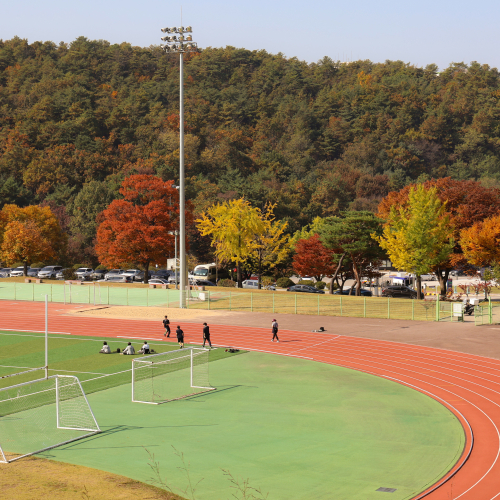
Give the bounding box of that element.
[373,185,455,299]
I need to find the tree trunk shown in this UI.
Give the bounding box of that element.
[237,262,242,288]
[416,275,422,300]
[329,253,346,294]
[23,262,28,277]
[352,258,361,296]
[144,261,150,284]
[435,268,450,298]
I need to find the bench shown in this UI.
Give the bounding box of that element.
[149,284,169,289]
[65,280,83,285]
[24,278,43,284]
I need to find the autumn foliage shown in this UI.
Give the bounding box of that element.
[460,215,500,266]
[95,175,192,280]
[292,234,336,281]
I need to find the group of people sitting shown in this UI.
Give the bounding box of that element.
[99,341,153,355]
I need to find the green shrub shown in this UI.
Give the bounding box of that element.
[31,262,45,268]
[261,276,274,288]
[96,264,107,270]
[298,280,315,286]
[72,263,90,270]
[315,281,326,290]
[276,277,294,288]
[62,269,78,280]
[218,279,236,287]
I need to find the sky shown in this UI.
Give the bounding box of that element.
[1,0,499,70]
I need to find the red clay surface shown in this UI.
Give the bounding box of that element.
[2,300,500,500]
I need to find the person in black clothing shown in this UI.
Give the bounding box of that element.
[202,322,212,348]
[176,325,184,349]
[163,315,171,337]
[271,319,279,342]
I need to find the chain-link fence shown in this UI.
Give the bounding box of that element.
[1,282,499,324]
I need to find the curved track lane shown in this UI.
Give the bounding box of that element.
[1,301,499,499]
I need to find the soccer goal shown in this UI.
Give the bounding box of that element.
[0,375,100,463]
[132,348,215,404]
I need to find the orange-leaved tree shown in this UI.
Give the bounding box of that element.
[95,175,191,282]
[0,204,66,275]
[459,214,500,267]
[292,234,336,282]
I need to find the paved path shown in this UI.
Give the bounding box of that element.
[2,300,500,499]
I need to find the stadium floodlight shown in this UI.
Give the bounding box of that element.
[132,348,214,404]
[159,23,198,307]
[0,375,100,462]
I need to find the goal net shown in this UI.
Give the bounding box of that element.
[0,375,100,463]
[132,348,214,404]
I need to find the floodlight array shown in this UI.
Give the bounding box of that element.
[160,26,197,53]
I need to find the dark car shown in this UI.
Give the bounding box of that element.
[151,269,172,280]
[287,285,325,294]
[194,280,217,287]
[27,268,42,277]
[381,285,417,299]
[334,287,373,296]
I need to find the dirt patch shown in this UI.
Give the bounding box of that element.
[0,456,184,500]
[68,305,233,322]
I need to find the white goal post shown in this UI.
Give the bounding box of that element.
[0,375,100,463]
[132,348,215,404]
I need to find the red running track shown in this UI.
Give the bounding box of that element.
[2,301,500,500]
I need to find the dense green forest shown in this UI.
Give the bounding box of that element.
[1,36,499,263]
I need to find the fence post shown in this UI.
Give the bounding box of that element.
[295,294,297,314]
[208,291,210,310]
[127,287,129,306]
[147,288,149,307]
[387,298,390,319]
[273,293,275,314]
[435,296,440,321]
[412,299,414,321]
[363,297,366,318]
[489,297,493,324]
[88,285,90,304]
[340,295,342,316]
[251,292,253,312]
[450,301,453,321]
[14,282,16,300]
[51,284,52,302]
[107,286,109,305]
[229,291,232,311]
[318,294,320,315]
[33,283,34,301]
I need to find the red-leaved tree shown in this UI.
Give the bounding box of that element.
[292,234,336,281]
[95,175,192,282]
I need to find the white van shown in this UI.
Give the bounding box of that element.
[189,263,217,282]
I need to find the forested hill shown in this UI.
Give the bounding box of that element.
[1,36,500,242]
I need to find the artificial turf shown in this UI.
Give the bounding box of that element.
[0,331,465,499]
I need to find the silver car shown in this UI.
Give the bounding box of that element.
[75,268,93,280]
[38,266,63,279]
[104,269,125,280]
[9,266,28,277]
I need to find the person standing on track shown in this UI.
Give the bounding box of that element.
[271,319,279,342]
[163,315,171,337]
[202,322,212,348]
[176,325,184,349]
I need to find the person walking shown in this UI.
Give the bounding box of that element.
[271,319,279,342]
[163,315,171,337]
[176,325,184,349]
[202,322,212,348]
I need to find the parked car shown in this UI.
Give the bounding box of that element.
[75,268,93,280]
[38,266,63,279]
[0,268,14,278]
[102,275,133,283]
[90,269,108,280]
[133,270,153,282]
[287,285,325,294]
[381,285,417,299]
[104,269,125,280]
[148,278,170,285]
[240,280,275,290]
[27,268,42,277]
[121,269,144,281]
[334,287,373,296]
[194,280,217,287]
[9,266,28,277]
[151,269,172,280]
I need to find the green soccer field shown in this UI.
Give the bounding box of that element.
[0,330,465,500]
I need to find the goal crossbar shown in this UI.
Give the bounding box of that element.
[132,347,215,404]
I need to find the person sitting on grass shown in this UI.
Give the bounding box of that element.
[138,341,150,355]
[121,342,135,355]
[99,341,111,354]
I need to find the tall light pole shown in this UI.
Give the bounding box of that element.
[160,26,198,308]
